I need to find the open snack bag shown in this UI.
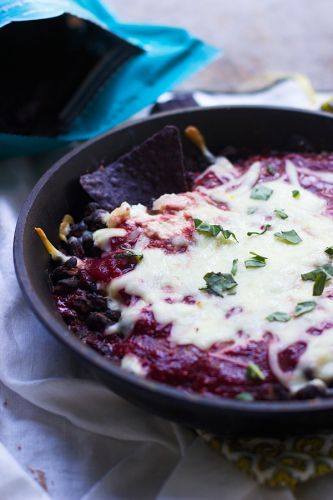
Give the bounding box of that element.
[0,0,218,158]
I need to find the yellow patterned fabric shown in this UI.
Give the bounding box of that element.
[198,430,333,488]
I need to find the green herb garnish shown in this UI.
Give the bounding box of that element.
[274,229,302,244]
[301,264,332,296]
[274,209,288,220]
[194,219,220,236]
[231,259,238,276]
[301,264,333,281]
[292,190,300,199]
[294,301,316,317]
[250,185,273,201]
[246,363,265,381]
[247,207,257,215]
[267,164,276,175]
[313,271,327,296]
[201,272,238,297]
[244,252,267,268]
[115,250,143,262]
[247,224,271,236]
[235,392,254,402]
[325,246,333,257]
[194,219,238,241]
[266,311,291,322]
[321,98,333,113]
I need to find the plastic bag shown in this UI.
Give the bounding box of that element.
[0,0,219,158]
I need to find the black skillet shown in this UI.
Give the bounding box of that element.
[14,106,333,436]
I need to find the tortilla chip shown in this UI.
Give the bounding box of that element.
[80,125,188,210]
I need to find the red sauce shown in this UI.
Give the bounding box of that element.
[54,152,333,400]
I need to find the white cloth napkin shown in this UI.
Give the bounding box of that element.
[1,80,333,499]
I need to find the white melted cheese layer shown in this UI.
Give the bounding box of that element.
[102,161,333,392]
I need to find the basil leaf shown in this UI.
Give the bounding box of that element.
[250,185,273,201]
[231,259,238,276]
[266,311,291,322]
[194,219,238,241]
[292,190,300,199]
[301,263,333,281]
[266,164,276,175]
[246,363,265,381]
[313,271,327,296]
[247,207,257,215]
[274,229,302,244]
[274,209,288,220]
[194,219,221,237]
[294,301,316,317]
[325,246,333,256]
[247,224,271,236]
[244,252,267,268]
[201,272,238,297]
[235,392,254,401]
[115,250,143,262]
[220,228,238,242]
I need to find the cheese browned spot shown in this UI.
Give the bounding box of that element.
[92,160,333,393]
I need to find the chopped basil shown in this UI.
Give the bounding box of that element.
[194,219,220,237]
[220,228,238,242]
[235,392,254,402]
[244,252,267,268]
[115,250,143,261]
[194,219,238,241]
[274,209,288,220]
[266,311,291,322]
[325,246,333,257]
[292,189,300,199]
[247,207,257,215]
[250,185,273,201]
[247,224,271,236]
[302,263,333,296]
[301,263,333,281]
[294,301,316,317]
[201,272,238,297]
[313,271,327,296]
[246,363,265,381]
[274,229,302,244]
[266,164,276,175]
[231,259,238,276]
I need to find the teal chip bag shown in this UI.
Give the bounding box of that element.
[0,0,219,158]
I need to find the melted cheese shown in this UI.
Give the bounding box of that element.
[96,160,333,393]
[93,228,127,250]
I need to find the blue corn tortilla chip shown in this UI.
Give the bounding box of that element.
[80,125,188,210]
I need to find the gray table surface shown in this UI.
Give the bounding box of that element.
[109,0,333,92]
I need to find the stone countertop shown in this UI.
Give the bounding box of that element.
[109,0,333,92]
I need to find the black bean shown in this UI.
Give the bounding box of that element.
[64,257,77,268]
[294,382,326,400]
[86,311,111,331]
[53,282,80,296]
[82,230,93,249]
[68,236,85,258]
[106,309,121,322]
[69,221,87,238]
[303,367,315,381]
[84,210,106,231]
[87,294,107,311]
[57,277,80,289]
[71,296,91,315]
[84,202,101,216]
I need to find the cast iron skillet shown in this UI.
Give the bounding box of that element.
[14,106,333,436]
